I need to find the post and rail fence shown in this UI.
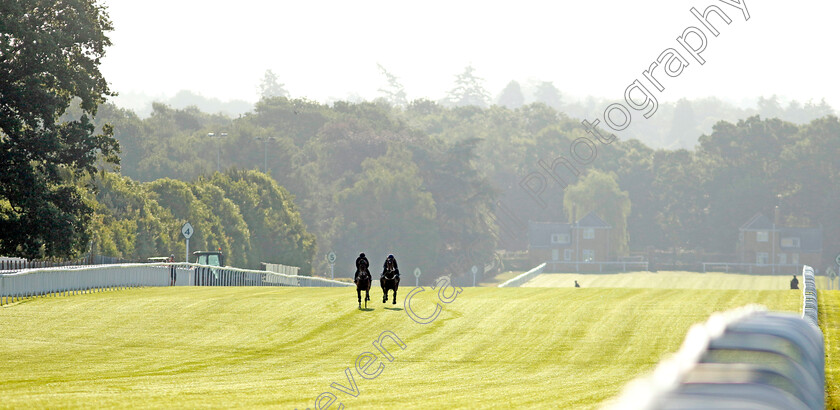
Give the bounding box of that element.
[702,262,808,275]
[0,263,350,306]
[543,260,649,273]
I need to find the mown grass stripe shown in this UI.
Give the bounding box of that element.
[0,286,800,409]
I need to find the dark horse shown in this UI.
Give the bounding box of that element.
[381,255,400,304]
[355,258,371,309]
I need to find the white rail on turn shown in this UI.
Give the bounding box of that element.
[498,263,546,287]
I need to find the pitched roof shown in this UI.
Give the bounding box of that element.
[780,227,823,253]
[740,213,774,230]
[577,211,611,228]
[528,221,571,249]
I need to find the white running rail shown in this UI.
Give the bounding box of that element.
[801,265,818,326]
[0,263,350,306]
[498,263,546,287]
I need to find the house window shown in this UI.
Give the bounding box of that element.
[582,249,595,262]
[564,249,573,261]
[756,231,769,242]
[756,252,769,265]
[778,253,787,264]
[583,228,595,239]
[792,253,799,264]
[551,233,570,244]
[551,249,560,261]
[781,237,800,248]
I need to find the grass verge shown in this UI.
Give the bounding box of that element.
[820,290,840,408]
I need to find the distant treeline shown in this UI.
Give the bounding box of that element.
[82,97,840,278]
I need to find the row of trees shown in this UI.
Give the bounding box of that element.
[84,98,499,277]
[85,94,840,275]
[88,170,315,273]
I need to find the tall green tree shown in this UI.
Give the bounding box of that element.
[0,0,120,258]
[146,178,227,259]
[376,64,407,107]
[650,150,705,251]
[412,138,497,275]
[614,140,659,251]
[667,99,698,147]
[209,170,316,274]
[563,170,631,257]
[333,145,439,275]
[191,182,251,267]
[696,116,797,252]
[445,65,490,108]
[88,173,176,259]
[258,69,289,99]
[532,81,562,110]
[781,116,840,264]
[497,81,525,109]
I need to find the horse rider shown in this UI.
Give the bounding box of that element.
[355,253,370,283]
[382,254,400,279]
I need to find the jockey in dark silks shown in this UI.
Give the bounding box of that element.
[354,253,370,283]
[382,254,400,279]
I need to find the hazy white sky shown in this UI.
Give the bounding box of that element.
[100,0,839,109]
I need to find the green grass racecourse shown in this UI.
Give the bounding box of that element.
[524,270,832,290]
[0,285,800,409]
[820,290,840,409]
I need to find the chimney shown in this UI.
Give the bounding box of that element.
[774,205,780,226]
[571,206,577,226]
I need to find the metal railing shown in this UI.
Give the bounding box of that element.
[607,265,824,409]
[543,260,649,273]
[262,262,300,276]
[498,263,546,287]
[702,262,805,274]
[0,263,350,306]
[802,265,818,327]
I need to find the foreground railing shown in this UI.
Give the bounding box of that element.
[0,263,351,306]
[802,265,818,326]
[608,265,824,409]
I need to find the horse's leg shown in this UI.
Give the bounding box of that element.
[381,277,387,303]
[357,288,361,309]
[393,277,400,304]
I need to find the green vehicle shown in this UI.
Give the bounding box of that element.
[193,250,225,267]
[193,250,225,285]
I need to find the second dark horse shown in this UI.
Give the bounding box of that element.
[381,255,400,304]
